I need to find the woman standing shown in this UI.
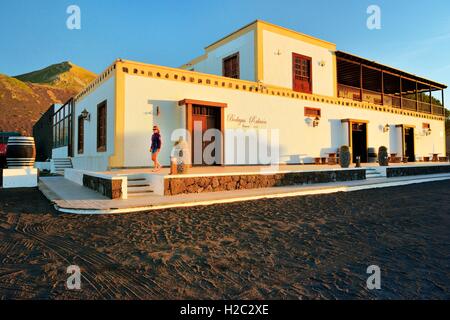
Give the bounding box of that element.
[150,125,162,172]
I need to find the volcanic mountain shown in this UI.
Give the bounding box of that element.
[0,62,96,135]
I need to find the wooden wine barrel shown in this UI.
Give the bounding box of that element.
[6,137,36,168]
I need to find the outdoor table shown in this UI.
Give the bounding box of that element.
[314,157,327,165]
[327,153,337,165]
[389,153,401,163]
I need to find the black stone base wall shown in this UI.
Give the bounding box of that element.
[83,174,122,199]
[387,165,450,178]
[164,169,366,196]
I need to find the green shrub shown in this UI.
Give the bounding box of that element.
[339,145,351,168]
[378,146,389,166]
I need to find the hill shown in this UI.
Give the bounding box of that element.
[0,62,96,135]
[14,61,96,92]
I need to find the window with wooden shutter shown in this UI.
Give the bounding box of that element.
[78,115,84,154]
[222,53,240,79]
[97,101,107,152]
[304,107,321,117]
[293,53,312,93]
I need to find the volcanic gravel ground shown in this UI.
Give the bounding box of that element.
[0,180,449,299]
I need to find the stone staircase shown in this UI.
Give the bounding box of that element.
[126,174,154,197]
[366,167,384,179]
[52,158,73,175]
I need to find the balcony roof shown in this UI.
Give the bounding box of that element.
[336,51,447,90]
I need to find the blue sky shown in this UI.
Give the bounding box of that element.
[1,0,449,97]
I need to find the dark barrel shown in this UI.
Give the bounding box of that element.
[6,137,36,168]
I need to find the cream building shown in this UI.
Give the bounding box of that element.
[51,20,447,171]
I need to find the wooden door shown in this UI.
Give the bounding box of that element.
[192,106,220,165]
[293,53,312,93]
[403,127,415,162]
[350,122,368,163]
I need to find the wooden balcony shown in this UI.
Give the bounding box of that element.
[338,84,445,115]
[336,51,446,117]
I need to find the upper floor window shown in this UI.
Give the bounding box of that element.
[292,53,312,94]
[223,53,240,79]
[97,100,107,152]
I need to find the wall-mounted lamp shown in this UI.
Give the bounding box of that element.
[318,60,326,67]
[251,81,268,91]
[312,116,320,127]
[305,116,320,127]
[145,102,161,116]
[383,124,390,133]
[274,49,282,56]
[424,127,432,136]
[80,109,90,121]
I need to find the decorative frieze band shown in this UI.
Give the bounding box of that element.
[75,59,445,121]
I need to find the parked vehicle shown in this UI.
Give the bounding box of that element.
[0,132,21,168]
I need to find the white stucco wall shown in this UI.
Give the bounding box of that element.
[72,74,116,171]
[262,30,335,97]
[2,168,38,188]
[123,75,184,168]
[189,31,255,82]
[52,146,68,158]
[122,74,445,167]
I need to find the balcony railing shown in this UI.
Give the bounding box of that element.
[432,104,445,116]
[385,95,401,108]
[338,84,445,116]
[362,89,383,105]
[418,101,432,114]
[402,98,417,111]
[338,84,361,101]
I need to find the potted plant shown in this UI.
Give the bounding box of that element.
[339,145,351,168]
[378,146,389,166]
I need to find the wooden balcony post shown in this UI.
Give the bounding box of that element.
[442,89,445,109]
[415,81,419,112]
[429,86,432,114]
[360,63,363,102]
[381,70,384,105]
[399,77,403,109]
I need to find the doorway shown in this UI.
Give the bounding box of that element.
[350,122,368,163]
[192,105,221,166]
[403,126,415,162]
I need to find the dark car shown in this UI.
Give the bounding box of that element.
[0,132,21,168]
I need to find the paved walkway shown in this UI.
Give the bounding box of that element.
[39,173,450,214]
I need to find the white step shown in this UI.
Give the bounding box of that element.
[124,174,154,196]
[127,178,147,186]
[127,185,153,193]
[366,168,383,178]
